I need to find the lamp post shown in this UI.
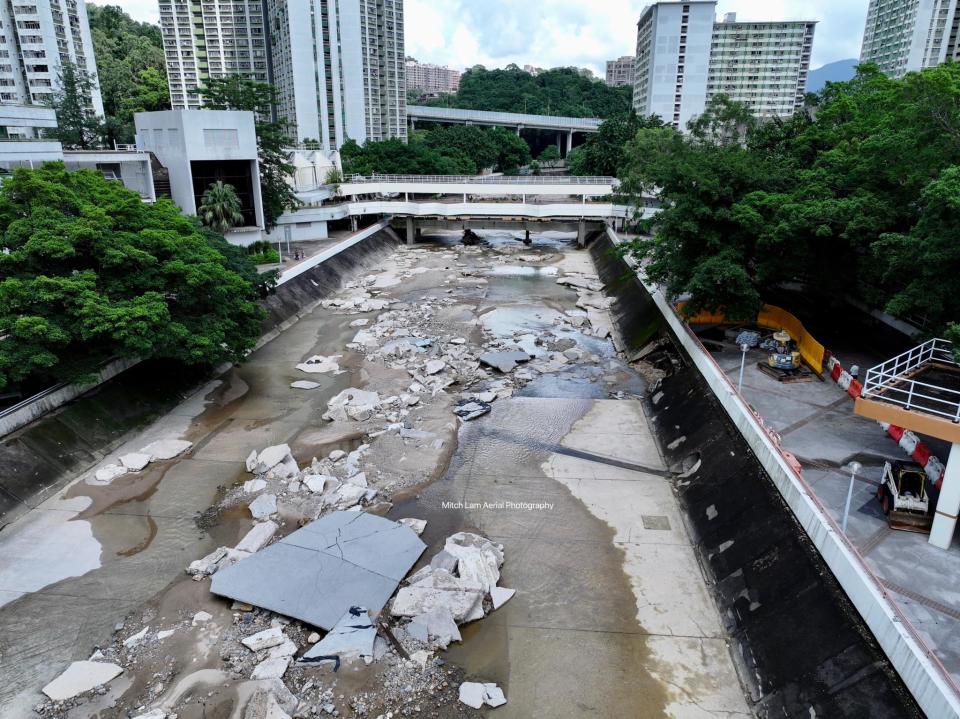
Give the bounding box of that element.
[737,343,749,393]
[842,461,862,534]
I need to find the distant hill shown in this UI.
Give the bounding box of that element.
[807,59,858,93]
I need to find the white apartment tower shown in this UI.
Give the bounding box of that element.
[860,0,960,78]
[633,2,815,130]
[405,59,461,94]
[159,0,406,149]
[0,0,103,124]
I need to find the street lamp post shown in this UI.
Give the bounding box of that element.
[842,461,863,534]
[737,343,749,393]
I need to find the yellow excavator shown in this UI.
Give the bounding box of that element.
[767,330,801,371]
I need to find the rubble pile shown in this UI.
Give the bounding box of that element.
[92,437,193,484]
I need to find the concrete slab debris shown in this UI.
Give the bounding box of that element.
[250,445,299,478]
[390,569,484,623]
[408,607,462,649]
[242,627,287,652]
[124,626,150,648]
[235,521,279,554]
[303,474,339,494]
[192,611,212,625]
[131,710,167,719]
[251,656,290,680]
[187,546,228,577]
[296,355,342,374]
[120,452,151,471]
[290,381,321,390]
[444,532,504,593]
[94,464,126,483]
[425,359,446,375]
[398,518,427,536]
[458,682,506,709]
[141,439,192,461]
[301,606,377,667]
[42,661,124,701]
[244,479,267,493]
[490,586,516,610]
[453,399,491,421]
[478,351,531,373]
[211,512,426,630]
[249,493,278,519]
[430,550,458,574]
[323,388,382,422]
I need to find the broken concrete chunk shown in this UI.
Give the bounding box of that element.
[303,474,339,494]
[131,710,167,719]
[94,464,126,483]
[123,626,149,648]
[344,472,368,488]
[246,450,259,473]
[42,661,123,701]
[409,606,462,649]
[478,351,531,373]
[187,546,229,577]
[391,569,485,623]
[250,656,290,680]
[120,452,151,471]
[141,439,192,461]
[398,518,427,536]
[328,450,347,461]
[242,686,293,719]
[244,479,267,494]
[327,483,366,510]
[242,626,286,651]
[425,359,446,375]
[459,682,506,709]
[301,606,376,667]
[249,493,278,520]
[268,639,299,659]
[444,532,504,594]
[430,549,458,574]
[454,399,491,421]
[296,355,342,374]
[192,611,212,625]
[323,388,381,422]
[253,445,295,475]
[235,521,279,554]
[290,380,321,390]
[490,586,516,610]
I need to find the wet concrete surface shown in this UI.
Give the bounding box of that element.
[0,230,747,718]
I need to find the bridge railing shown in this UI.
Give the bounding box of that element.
[344,174,618,185]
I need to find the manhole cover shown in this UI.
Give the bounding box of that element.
[642,515,671,531]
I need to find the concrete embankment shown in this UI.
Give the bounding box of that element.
[590,233,923,717]
[0,225,400,527]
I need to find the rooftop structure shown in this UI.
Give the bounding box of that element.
[605,55,636,87]
[860,0,960,78]
[0,105,63,169]
[632,1,816,130]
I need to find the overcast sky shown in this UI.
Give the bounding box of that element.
[102,0,865,74]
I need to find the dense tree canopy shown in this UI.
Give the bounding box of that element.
[0,164,265,390]
[424,66,632,118]
[342,125,531,176]
[87,3,169,144]
[621,65,960,341]
[568,113,665,177]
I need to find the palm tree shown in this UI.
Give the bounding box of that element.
[198,181,244,234]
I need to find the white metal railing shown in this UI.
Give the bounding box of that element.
[861,338,960,421]
[407,105,604,130]
[345,174,617,185]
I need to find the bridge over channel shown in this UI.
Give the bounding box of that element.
[407,105,604,155]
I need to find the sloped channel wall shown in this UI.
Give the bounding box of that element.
[589,232,927,717]
[0,225,399,528]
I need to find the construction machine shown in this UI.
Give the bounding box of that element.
[877,460,934,533]
[767,330,801,371]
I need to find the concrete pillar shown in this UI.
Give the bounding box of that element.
[557,131,563,152]
[577,219,586,248]
[350,216,358,232]
[524,229,531,245]
[516,124,523,136]
[405,216,415,246]
[930,444,960,549]
[463,193,467,203]
[566,130,574,156]
[410,117,415,131]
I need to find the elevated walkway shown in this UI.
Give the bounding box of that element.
[299,173,618,199]
[407,105,603,133]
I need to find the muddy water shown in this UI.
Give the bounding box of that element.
[1,230,687,718]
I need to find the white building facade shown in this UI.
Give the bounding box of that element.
[0,0,103,117]
[159,0,407,149]
[605,55,636,87]
[860,0,960,78]
[406,59,461,94]
[633,1,815,130]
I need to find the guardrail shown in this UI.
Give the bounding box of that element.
[609,228,960,716]
[862,338,960,421]
[345,174,617,185]
[407,105,604,130]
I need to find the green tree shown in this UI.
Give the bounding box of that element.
[198,181,244,234]
[341,138,474,176]
[0,163,264,390]
[87,3,168,144]
[200,77,300,229]
[537,144,561,163]
[569,113,665,176]
[51,62,103,150]
[487,127,531,173]
[421,124,499,172]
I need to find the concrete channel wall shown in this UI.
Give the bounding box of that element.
[0,224,400,527]
[599,229,959,717]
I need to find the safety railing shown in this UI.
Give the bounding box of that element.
[345,174,617,185]
[862,338,960,421]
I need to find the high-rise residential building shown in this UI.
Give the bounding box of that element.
[633,2,815,130]
[0,0,103,123]
[405,58,461,94]
[605,55,636,87]
[159,0,407,149]
[860,0,960,78]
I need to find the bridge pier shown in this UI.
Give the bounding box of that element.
[577,219,586,248]
[350,216,358,232]
[405,216,415,246]
[567,130,574,156]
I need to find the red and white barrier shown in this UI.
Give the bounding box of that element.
[826,352,946,489]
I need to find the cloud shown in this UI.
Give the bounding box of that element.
[107,0,865,73]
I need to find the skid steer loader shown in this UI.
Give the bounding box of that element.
[877,460,934,533]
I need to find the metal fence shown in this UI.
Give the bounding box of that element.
[344,174,617,185]
[862,338,960,421]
